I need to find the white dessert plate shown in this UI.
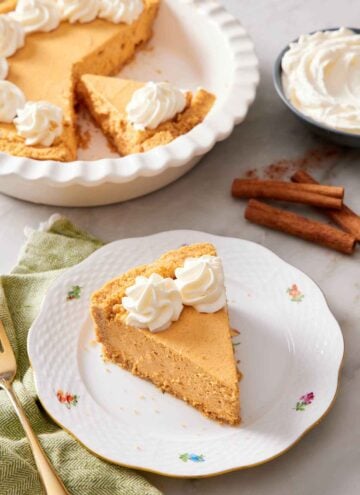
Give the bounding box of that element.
[28,230,343,477]
[0,0,259,207]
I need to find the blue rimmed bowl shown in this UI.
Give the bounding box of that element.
[273,27,360,147]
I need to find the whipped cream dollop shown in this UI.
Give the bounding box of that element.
[0,15,25,58]
[98,0,144,24]
[0,58,8,80]
[0,81,26,123]
[126,81,187,130]
[10,0,61,34]
[175,256,226,313]
[282,27,360,134]
[14,101,63,146]
[59,0,99,24]
[122,273,183,333]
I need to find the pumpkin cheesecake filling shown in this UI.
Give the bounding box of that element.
[91,243,241,425]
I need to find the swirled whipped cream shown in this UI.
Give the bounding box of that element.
[10,0,61,34]
[0,58,8,80]
[175,256,226,313]
[0,15,25,58]
[122,273,183,333]
[98,0,143,24]
[0,81,26,123]
[59,0,99,24]
[282,27,360,134]
[14,101,63,146]
[126,81,187,130]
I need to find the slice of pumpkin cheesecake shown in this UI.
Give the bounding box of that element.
[77,75,216,155]
[90,243,240,425]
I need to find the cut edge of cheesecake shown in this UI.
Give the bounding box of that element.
[90,243,240,425]
[77,74,216,156]
[0,0,160,162]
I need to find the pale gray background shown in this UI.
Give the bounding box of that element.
[1,1,360,494]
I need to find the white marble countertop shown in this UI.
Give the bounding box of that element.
[1,0,360,493]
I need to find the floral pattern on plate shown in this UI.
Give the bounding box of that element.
[179,453,205,463]
[56,390,79,409]
[295,392,315,411]
[287,284,304,302]
[66,285,82,301]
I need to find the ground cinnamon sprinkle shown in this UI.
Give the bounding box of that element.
[244,169,258,179]
[264,162,290,180]
[243,147,342,181]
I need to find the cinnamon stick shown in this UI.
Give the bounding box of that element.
[232,179,343,209]
[292,170,360,241]
[245,199,356,254]
[233,179,343,198]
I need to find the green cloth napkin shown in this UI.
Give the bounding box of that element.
[0,217,161,495]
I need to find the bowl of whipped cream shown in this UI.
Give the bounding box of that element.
[274,27,360,146]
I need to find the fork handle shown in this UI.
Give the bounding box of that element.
[1,380,70,495]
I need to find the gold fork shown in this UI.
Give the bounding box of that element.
[0,320,69,495]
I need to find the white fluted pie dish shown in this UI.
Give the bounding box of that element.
[0,0,259,207]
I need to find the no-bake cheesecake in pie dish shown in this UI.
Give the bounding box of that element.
[0,0,215,162]
[91,242,241,425]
